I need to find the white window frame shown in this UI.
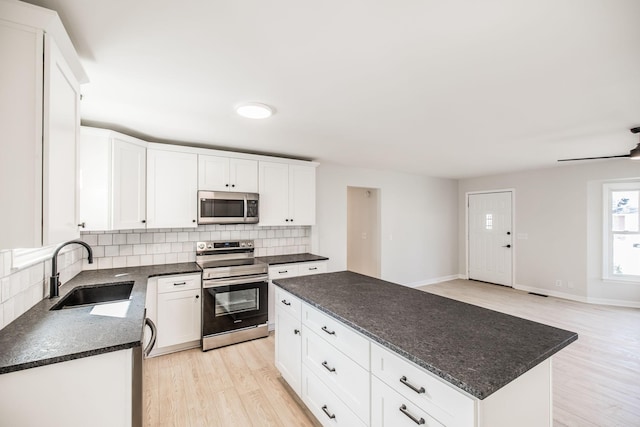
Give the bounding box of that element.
[603,181,640,283]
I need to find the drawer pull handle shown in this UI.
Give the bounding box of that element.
[173,282,187,286]
[309,267,317,270]
[321,405,336,420]
[322,361,336,373]
[321,326,336,335]
[399,404,425,425]
[281,300,291,306]
[400,376,425,394]
[278,270,288,274]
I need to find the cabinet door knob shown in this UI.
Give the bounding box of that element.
[196,295,200,299]
[225,184,229,187]
[141,220,146,224]
[294,329,300,335]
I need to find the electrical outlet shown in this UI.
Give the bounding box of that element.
[555,279,562,287]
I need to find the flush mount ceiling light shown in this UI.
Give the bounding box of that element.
[236,102,275,119]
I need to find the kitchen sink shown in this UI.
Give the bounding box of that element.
[50,281,134,310]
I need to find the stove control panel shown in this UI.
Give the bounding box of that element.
[196,240,254,254]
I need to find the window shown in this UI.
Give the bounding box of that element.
[603,181,640,282]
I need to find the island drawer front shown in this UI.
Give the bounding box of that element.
[297,261,328,276]
[275,287,302,319]
[302,326,370,423]
[269,264,300,279]
[157,274,201,293]
[301,367,367,427]
[301,304,370,369]
[371,376,444,427]
[371,343,475,427]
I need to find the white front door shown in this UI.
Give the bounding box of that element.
[468,191,513,286]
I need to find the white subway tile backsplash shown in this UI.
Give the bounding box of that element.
[165,253,178,264]
[126,233,141,245]
[113,256,127,268]
[98,234,113,246]
[98,257,113,269]
[140,233,154,244]
[105,245,119,257]
[178,232,189,242]
[140,255,153,266]
[133,244,146,256]
[120,245,133,256]
[153,254,166,265]
[165,232,177,243]
[113,234,127,245]
[153,233,166,243]
[127,255,141,267]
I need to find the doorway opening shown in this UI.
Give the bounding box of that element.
[347,186,381,278]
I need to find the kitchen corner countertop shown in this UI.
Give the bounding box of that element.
[256,253,328,265]
[273,271,578,400]
[0,263,201,375]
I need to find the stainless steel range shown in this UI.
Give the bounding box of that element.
[197,240,269,351]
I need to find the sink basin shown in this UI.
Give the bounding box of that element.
[50,281,134,310]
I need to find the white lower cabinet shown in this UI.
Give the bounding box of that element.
[372,376,444,427]
[371,342,475,427]
[275,290,302,395]
[274,285,554,427]
[302,326,370,423]
[301,368,367,427]
[268,260,327,329]
[149,273,201,355]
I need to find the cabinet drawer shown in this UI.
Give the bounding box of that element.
[371,376,444,427]
[371,343,475,427]
[297,261,327,276]
[157,274,201,294]
[269,264,299,279]
[301,368,367,427]
[275,286,301,320]
[302,304,369,369]
[302,326,369,423]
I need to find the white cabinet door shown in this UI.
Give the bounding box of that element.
[112,138,146,229]
[199,155,258,192]
[198,154,230,191]
[0,21,44,249]
[289,165,316,226]
[147,148,198,228]
[157,288,201,348]
[259,161,317,226]
[78,129,110,231]
[230,158,258,193]
[78,128,147,231]
[275,303,302,395]
[42,33,80,245]
[259,161,290,226]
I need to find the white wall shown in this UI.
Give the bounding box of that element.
[458,159,640,306]
[314,163,458,286]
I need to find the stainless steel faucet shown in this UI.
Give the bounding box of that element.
[49,240,94,298]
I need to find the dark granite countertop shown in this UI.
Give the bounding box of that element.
[273,271,578,400]
[0,263,201,375]
[257,253,328,266]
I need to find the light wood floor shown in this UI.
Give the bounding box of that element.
[144,279,640,427]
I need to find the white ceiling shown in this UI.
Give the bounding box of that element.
[25,0,640,178]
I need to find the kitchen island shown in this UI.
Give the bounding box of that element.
[273,271,578,427]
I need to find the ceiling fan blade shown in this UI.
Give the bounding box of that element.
[557,154,630,162]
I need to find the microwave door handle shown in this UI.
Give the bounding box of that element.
[244,194,248,222]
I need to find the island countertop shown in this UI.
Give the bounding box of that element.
[0,263,201,375]
[273,271,578,400]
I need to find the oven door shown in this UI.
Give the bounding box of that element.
[202,275,268,337]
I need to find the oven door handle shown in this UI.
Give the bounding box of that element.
[203,275,269,288]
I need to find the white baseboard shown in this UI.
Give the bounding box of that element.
[513,283,640,308]
[405,274,463,288]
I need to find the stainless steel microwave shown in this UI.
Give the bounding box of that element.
[198,191,259,224]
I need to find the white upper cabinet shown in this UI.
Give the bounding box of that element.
[147,146,198,228]
[0,2,88,250]
[198,154,258,193]
[259,161,317,226]
[78,127,147,231]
